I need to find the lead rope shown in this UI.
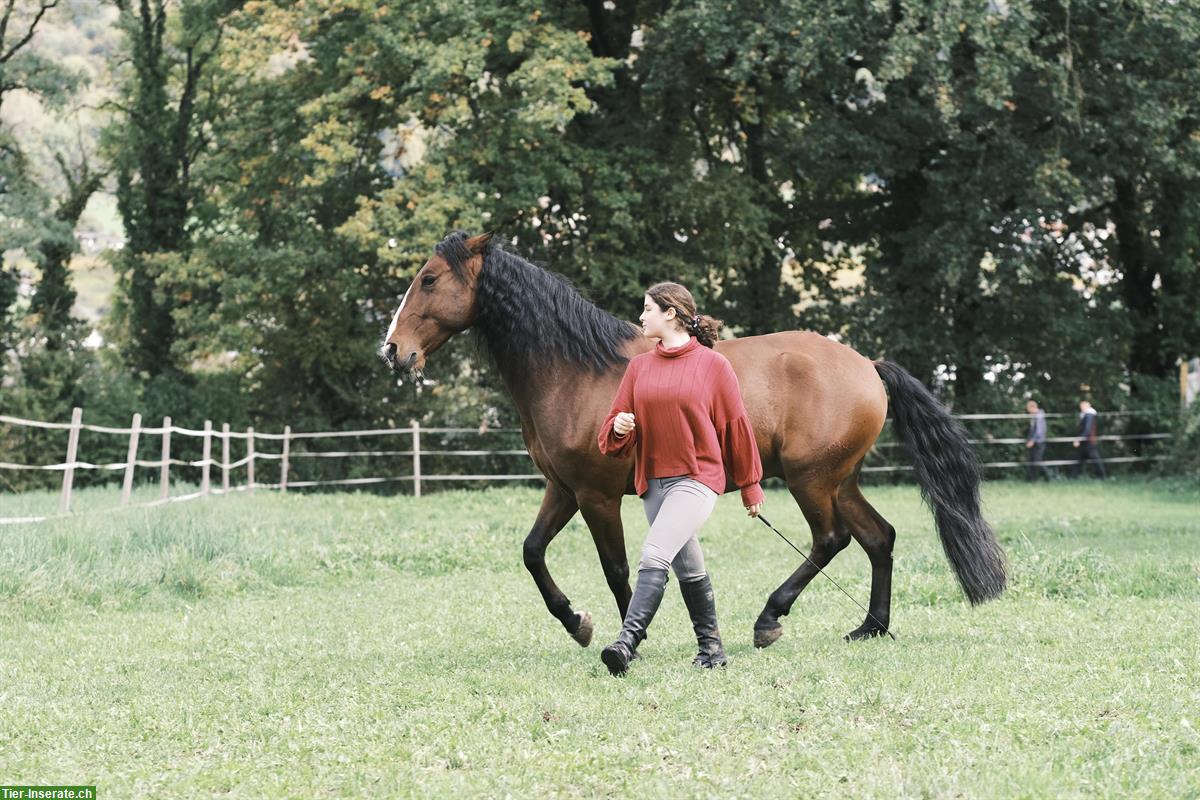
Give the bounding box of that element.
[756,513,897,641]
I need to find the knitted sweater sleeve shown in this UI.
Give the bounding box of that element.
[712,360,764,506]
[598,360,638,458]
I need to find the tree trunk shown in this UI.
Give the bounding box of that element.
[1112,176,1168,378]
[740,104,785,335]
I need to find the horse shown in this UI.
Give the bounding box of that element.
[380,231,1007,648]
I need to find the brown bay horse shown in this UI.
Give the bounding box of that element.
[381,231,1007,647]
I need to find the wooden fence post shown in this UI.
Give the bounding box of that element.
[221,423,231,493]
[280,425,291,492]
[412,419,421,498]
[1183,360,1190,412]
[121,412,142,506]
[201,420,212,496]
[160,416,171,499]
[59,406,83,514]
[246,427,256,494]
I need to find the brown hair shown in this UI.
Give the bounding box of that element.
[646,282,723,348]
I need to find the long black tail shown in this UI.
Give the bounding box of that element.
[874,360,1007,604]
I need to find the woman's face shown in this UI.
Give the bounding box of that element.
[640,294,678,340]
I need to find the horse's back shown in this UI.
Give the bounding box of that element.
[716,331,886,479]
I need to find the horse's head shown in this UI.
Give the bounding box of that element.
[379,231,491,377]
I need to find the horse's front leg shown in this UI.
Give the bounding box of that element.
[523,480,593,646]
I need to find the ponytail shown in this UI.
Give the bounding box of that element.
[684,313,722,348]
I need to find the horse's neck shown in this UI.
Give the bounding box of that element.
[500,359,569,419]
[496,349,626,446]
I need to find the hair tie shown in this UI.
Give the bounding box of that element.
[691,314,700,328]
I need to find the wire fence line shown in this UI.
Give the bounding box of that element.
[0,407,1172,525]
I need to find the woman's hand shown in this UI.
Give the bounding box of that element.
[613,412,636,437]
[746,501,763,518]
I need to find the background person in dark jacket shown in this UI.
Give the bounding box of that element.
[1025,400,1049,481]
[1070,400,1107,479]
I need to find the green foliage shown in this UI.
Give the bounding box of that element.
[103,0,237,375]
[0,136,51,265]
[0,0,81,353]
[5,0,1200,439]
[1167,398,1200,480]
[1,0,107,486]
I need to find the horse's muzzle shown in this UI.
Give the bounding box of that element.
[380,342,418,373]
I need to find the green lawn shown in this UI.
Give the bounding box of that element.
[1,480,1197,798]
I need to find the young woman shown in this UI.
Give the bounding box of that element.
[597,282,764,676]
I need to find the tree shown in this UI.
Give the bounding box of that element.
[90,0,1200,436]
[27,153,104,345]
[1,0,74,350]
[1053,1,1200,381]
[105,0,235,375]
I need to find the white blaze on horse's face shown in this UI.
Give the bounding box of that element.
[385,283,412,344]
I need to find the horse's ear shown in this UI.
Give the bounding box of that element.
[466,232,493,255]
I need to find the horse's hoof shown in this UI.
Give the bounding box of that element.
[754,624,783,649]
[844,624,887,642]
[570,611,594,647]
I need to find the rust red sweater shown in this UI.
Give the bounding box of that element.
[598,335,765,506]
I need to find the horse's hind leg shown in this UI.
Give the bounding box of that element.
[523,480,592,646]
[837,477,897,640]
[753,481,851,648]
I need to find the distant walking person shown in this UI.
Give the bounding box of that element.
[1070,400,1107,479]
[1024,400,1048,481]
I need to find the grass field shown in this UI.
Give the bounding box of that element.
[1,479,1198,798]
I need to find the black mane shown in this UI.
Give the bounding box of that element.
[436,231,642,381]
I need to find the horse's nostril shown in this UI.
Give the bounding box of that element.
[385,343,397,360]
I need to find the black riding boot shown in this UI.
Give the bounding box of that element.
[679,573,728,668]
[601,568,669,676]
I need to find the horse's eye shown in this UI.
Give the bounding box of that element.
[422,274,437,288]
